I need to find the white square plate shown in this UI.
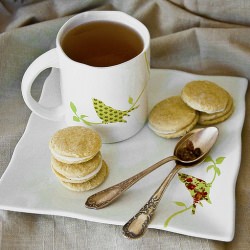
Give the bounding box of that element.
[0,69,247,241]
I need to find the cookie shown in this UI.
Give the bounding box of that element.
[60,161,109,192]
[154,116,199,139]
[198,107,234,125]
[181,80,229,114]
[51,152,102,183]
[49,126,101,164]
[198,94,234,125]
[148,96,198,138]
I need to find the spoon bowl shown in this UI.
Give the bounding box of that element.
[85,127,218,210]
[174,126,219,164]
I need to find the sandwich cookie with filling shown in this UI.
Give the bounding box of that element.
[60,160,109,192]
[198,93,234,125]
[181,80,234,125]
[181,80,230,114]
[49,126,101,164]
[148,96,199,138]
[51,152,103,183]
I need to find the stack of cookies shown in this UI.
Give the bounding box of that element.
[181,80,234,126]
[49,126,108,192]
[149,80,233,138]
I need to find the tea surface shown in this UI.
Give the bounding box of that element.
[62,21,143,67]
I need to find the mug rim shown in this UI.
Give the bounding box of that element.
[56,11,150,69]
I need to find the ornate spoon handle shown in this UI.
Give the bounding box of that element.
[122,164,182,239]
[85,155,177,209]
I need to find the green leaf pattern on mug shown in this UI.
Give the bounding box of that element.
[164,155,225,228]
[70,84,146,125]
[70,102,77,113]
[70,102,97,126]
[128,96,134,105]
[70,97,140,125]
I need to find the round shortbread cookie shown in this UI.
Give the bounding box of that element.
[154,115,199,139]
[51,152,102,183]
[49,126,101,164]
[181,80,229,114]
[148,96,198,136]
[59,161,109,192]
[198,94,233,124]
[198,105,234,125]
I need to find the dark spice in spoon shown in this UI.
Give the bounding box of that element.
[177,140,202,161]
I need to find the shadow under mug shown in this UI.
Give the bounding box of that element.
[21,11,150,143]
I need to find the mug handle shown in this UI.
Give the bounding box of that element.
[21,48,64,121]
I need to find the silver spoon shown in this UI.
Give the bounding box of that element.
[85,127,213,210]
[122,126,219,239]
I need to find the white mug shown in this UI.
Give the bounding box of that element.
[21,11,150,143]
